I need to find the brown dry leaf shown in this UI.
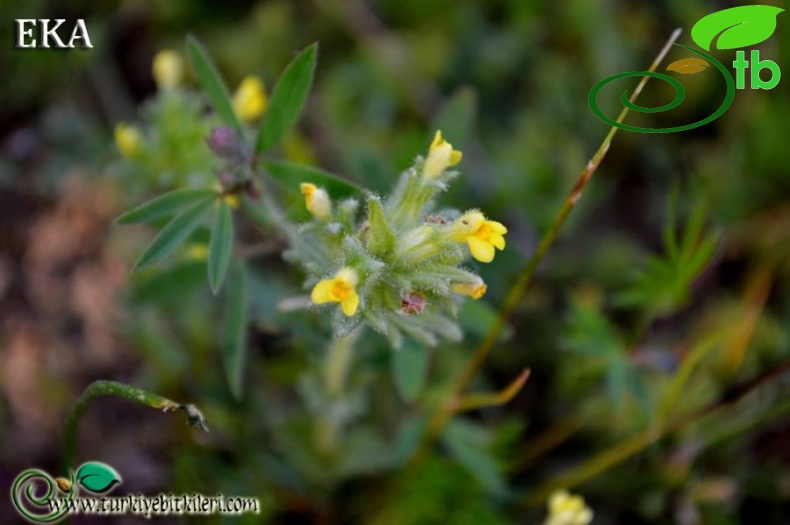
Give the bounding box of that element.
[667,57,710,74]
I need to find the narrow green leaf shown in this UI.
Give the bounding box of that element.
[75,462,121,494]
[391,340,429,403]
[262,159,364,199]
[256,43,318,153]
[223,261,247,399]
[132,197,214,271]
[116,188,217,225]
[208,200,234,294]
[691,5,784,51]
[186,35,244,134]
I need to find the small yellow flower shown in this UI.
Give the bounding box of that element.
[424,130,462,179]
[300,183,332,220]
[114,123,142,158]
[152,49,183,90]
[232,76,267,122]
[451,211,507,263]
[545,490,593,525]
[451,280,487,300]
[311,267,360,317]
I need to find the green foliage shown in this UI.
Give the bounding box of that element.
[187,36,244,135]
[116,188,218,225]
[223,262,248,400]
[256,44,318,153]
[208,199,234,293]
[391,340,429,402]
[132,197,215,271]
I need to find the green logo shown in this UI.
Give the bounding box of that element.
[589,5,784,133]
[11,462,122,523]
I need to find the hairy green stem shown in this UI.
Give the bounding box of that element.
[409,28,684,465]
[61,380,208,472]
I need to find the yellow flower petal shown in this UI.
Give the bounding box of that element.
[488,220,508,234]
[424,129,463,179]
[467,236,495,263]
[341,289,360,316]
[114,123,142,158]
[490,233,506,250]
[311,279,336,304]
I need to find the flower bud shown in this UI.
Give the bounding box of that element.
[300,183,332,221]
[206,127,246,163]
[233,76,267,122]
[451,279,487,300]
[423,130,462,179]
[114,123,142,158]
[152,49,184,90]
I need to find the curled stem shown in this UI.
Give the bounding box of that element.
[61,380,208,472]
[409,28,684,465]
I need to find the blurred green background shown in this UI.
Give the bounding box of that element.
[1,0,789,523]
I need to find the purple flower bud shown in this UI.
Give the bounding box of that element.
[206,127,245,163]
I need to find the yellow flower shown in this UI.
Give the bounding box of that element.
[424,130,462,179]
[545,490,593,525]
[114,123,142,158]
[451,280,487,300]
[232,76,267,122]
[186,244,209,261]
[223,195,240,209]
[152,49,183,90]
[300,183,332,220]
[451,211,507,263]
[311,267,360,317]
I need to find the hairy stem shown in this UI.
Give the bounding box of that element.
[61,380,208,472]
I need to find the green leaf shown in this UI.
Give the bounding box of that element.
[132,197,214,271]
[223,261,247,399]
[262,159,364,199]
[391,340,429,402]
[75,462,121,494]
[256,43,318,153]
[116,188,217,225]
[186,35,244,134]
[691,5,784,51]
[366,197,396,257]
[208,200,234,294]
[442,419,505,493]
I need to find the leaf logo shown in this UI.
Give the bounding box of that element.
[667,57,710,75]
[75,462,122,494]
[691,5,784,51]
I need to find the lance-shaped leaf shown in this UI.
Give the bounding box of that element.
[223,261,247,399]
[208,199,234,294]
[116,188,217,225]
[391,340,429,402]
[442,419,505,493]
[256,43,318,153]
[691,5,784,51]
[667,57,710,75]
[186,35,244,134]
[75,462,121,494]
[262,159,363,199]
[132,197,214,271]
[366,197,396,257]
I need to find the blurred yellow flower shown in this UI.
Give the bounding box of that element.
[451,211,507,263]
[223,195,240,209]
[232,76,267,122]
[114,123,142,158]
[152,49,184,90]
[451,280,487,299]
[545,490,594,525]
[186,244,209,261]
[311,267,360,316]
[300,183,332,220]
[424,130,462,179]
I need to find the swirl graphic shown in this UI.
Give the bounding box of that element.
[11,469,72,523]
[589,44,736,133]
